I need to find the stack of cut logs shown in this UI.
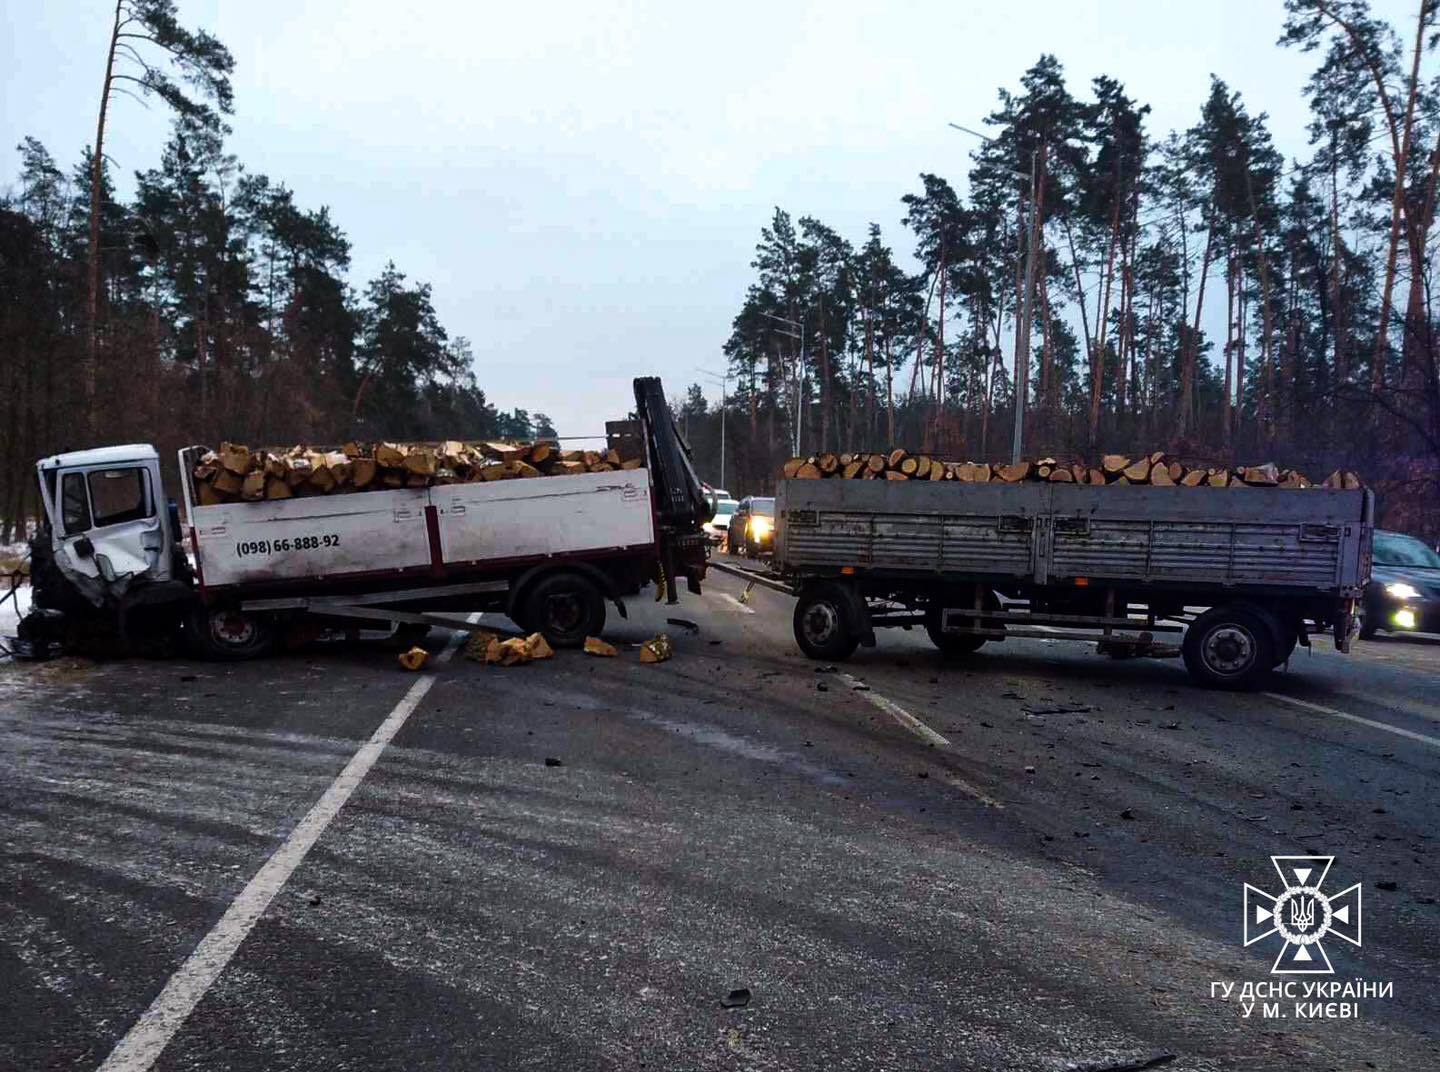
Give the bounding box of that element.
[781,450,1363,489]
[192,439,641,505]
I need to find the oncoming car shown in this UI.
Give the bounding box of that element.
[703,495,738,548]
[1360,529,1440,638]
[729,496,775,558]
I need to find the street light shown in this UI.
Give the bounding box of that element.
[694,366,731,490]
[948,121,1037,464]
[761,311,807,455]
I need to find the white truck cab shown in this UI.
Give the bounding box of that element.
[35,444,178,604]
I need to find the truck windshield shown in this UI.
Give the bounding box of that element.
[1374,532,1440,568]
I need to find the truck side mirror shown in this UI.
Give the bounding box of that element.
[74,536,94,558]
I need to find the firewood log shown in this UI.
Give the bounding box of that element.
[1101,454,1130,475]
[884,469,908,480]
[887,449,908,469]
[1149,464,1175,486]
[1048,466,1074,482]
[1087,468,1105,485]
[375,442,407,468]
[795,462,823,479]
[484,441,527,462]
[928,459,944,480]
[265,477,294,500]
[1240,463,1279,486]
[1180,468,1206,487]
[817,452,840,475]
[842,460,865,479]
[219,442,251,475]
[1167,461,1185,482]
[866,453,886,474]
[1122,458,1152,482]
[351,458,377,488]
[212,469,244,496]
[996,461,1031,482]
[899,456,919,476]
[241,471,266,501]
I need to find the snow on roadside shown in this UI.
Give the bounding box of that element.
[0,581,31,645]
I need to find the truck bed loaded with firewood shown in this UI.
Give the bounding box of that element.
[773,448,1374,688]
[15,378,710,659]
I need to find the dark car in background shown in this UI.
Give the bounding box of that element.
[729,496,775,558]
[1360,529,1440,638]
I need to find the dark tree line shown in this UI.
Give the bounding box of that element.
[694,1,1440,538]
[0,3,551,542]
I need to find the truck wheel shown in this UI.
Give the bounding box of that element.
[925,624,986,656]
[1182,606,1275,689]
[520,571,606,648]
[187,605,274,660]
[1272,627,1299,668]
[1356,603,1379,640]
[793,584,859,661]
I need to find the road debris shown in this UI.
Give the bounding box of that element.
[720,986,751,1008]
[737,581,756,605]
[1060,1052,1176,1072]
[666,617,700,634]
[640,633,673,664]
[544,756,563,767]
[398,646,429,671]
[584,636,618,657]
[467,631,556,666]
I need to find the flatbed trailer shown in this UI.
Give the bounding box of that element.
[18,378,710,659]
[773,478,1374,688]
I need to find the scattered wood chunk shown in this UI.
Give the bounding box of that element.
[639,633,673,664]
[398,646,429,671]
[584,636,618,657]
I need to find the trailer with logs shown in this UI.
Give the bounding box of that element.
[14,378,710,659]
[773,451,1374,688]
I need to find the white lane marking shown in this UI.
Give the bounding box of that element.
[1261,691,1440,751]
[716,592,755,614]
[98,626,471,1072]
[837,673,950,747]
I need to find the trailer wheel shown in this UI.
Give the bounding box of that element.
[793,584,860,661]
[925,625,986,656]
[520,571,606,648]
[1182,606,1275,689]
[186,605,275,661]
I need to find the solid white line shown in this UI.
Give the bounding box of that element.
[716,592,755,614]
[1261,691,1440,751]
[97,626,470,1072]
[838,673,951,747]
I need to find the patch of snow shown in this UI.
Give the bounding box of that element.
[0,581,31,645]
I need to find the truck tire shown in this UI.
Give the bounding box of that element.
[925,625,986,656]
[519,571,606,648]
[187,605,275,660]
[1182,605,1275,689]
[793,583,860,661]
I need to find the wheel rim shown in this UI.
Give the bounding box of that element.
[801,601,842,647]
[211,611,257,648]
[1203,623,1256,676]
[544,592,585,634]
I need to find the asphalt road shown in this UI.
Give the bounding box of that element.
[1,561,1437,1071]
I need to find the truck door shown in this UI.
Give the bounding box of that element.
[53,463,169,597]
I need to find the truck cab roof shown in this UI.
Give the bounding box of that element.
[37,444,158,471]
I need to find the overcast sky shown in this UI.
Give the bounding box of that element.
[0,0,1415,436]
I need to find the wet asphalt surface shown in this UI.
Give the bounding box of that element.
[1,557,1437,1071]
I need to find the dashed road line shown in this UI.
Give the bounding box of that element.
[716,592,755,614]
[838,673,950,747]
[1261,691,1440,751]
[97,626,471,1072]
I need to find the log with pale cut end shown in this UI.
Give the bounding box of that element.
[1048,466,1074,482]
[782,457,806,479]
[866,454,886,474]
[899,455,919,476]
[1167,461,1185,482]
[212,469,244,496]
[351,458,378,488]
[1122,458,1152,483]
[1087,468,1105,485]
[887,448,908,469]
[483,441,527,462]
[403,447,437,477]
[342,441,366,459]
[1206,468,1229,487]
[527,442,556,466]
[639,633,673,664]
[1070,463,1088,483]
[1149,464,1174,486]
[1101,454,1130,475]
[197,482,225,506]
[884,470,908,481]
[928,460,945,480]
[817,452,840,475]
[795,462,823,479]
[584,636,618,657]
[1180,469,1206,487]
[996,462,1031,483]
[241,470,266,501]
[842,459,864,479]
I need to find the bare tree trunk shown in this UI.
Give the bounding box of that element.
[885,338,896,443]
[1180,219,1216,439]
[86,1,125,435]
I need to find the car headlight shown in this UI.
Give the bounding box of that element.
[1386,582,1422,600]
[750,517,772,540]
